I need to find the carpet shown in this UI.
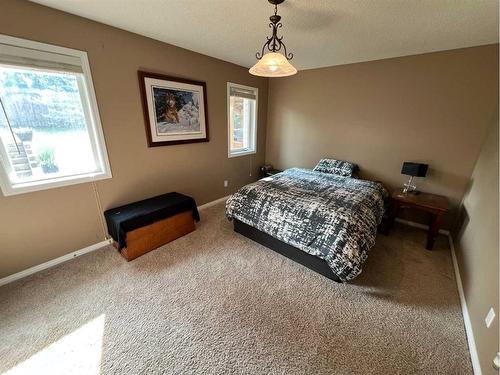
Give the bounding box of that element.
[0,202,472,374]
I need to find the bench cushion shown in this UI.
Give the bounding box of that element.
[104,192,200,249]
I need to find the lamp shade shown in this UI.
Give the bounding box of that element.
[249,52,297,77]
[401,162,428,177]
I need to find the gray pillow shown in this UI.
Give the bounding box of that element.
[313,158,358,177]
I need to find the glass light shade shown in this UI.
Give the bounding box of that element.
[249,52,297,77]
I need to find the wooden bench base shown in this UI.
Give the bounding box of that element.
[113,211,195,261]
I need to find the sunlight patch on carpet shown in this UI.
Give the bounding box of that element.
[3,314,105,375]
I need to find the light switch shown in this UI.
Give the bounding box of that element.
[485,307,495,328]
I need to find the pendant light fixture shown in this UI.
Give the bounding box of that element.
[249,0,297,77]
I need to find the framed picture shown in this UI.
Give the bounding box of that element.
[138,71,209,147]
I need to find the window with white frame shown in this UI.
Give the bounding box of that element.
[0,35,111,196]
[227,82,258,157]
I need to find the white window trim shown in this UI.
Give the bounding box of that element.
[0,34,112,196]
[227,82,258,158]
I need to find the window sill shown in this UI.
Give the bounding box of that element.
[0,170,112,196]
[228,149,257,158]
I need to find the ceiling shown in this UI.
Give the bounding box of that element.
[31,0,499,70]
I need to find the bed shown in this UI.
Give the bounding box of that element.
[225,162,388,282]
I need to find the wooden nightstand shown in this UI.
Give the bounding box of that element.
[261,168,282,178]
[387,189,449,250]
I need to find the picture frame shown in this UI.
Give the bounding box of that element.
[138,71,209,147]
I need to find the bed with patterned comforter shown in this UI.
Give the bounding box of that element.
[225,168,388,282]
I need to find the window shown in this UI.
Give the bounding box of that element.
[227,82,258,157]
[0,35,111,195]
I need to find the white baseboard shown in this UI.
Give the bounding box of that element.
[0,195,232,288]
[447,233,482,375]
[197,195,230,210]
[395,218,481,375]
[0,239,112,287]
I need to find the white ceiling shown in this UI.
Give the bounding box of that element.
[31,0,499,70]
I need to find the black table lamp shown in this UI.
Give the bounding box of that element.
[401,162,428,193]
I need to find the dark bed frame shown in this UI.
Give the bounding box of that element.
[233,219,341,282]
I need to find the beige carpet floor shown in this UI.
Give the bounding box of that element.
[0,202,472,374]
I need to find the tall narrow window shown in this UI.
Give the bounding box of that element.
[227,82,258,157]
[0,35,111,195]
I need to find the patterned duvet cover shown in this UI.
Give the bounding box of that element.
[225,168,388,282]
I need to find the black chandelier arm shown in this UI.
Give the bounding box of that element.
[256,38,272,59]
[281,42,293,60]
[255,36,293,60]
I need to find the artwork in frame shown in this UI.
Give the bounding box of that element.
[138,71,209,146]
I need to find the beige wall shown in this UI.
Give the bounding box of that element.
[265,45,498,227]
[0,0,268,277]
[455,117,499,375]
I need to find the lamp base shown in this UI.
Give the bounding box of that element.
[408,190,421,195]
[403,176,417,194]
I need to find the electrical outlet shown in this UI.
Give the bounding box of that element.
[224,180,228,188]
[485,307,495,328]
